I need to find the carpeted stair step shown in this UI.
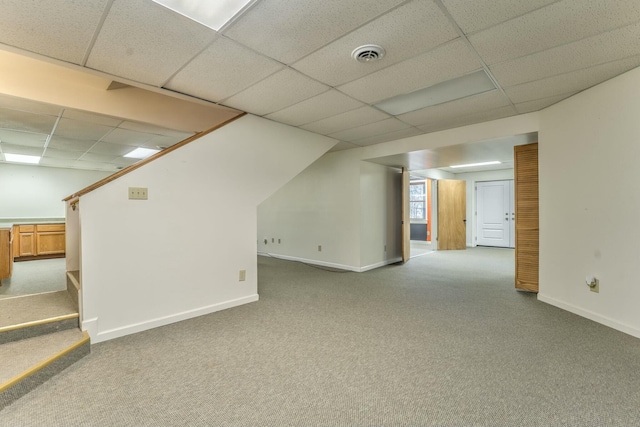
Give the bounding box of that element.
[0,328,90,410]
[0,291,79,344]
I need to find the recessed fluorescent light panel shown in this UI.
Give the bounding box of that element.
[151,0,256,31]
[450,161,501,169]
[124,148,161,159]
[4,153,41,164]
[375,70,496,115]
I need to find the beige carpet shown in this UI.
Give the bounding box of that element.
[2,248,640,426]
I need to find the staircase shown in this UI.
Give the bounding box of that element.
[0,290,90,410]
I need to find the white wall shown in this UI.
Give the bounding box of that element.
[453,169,514,246]
[258,114,538,270]
[359,162,402,270]
[257,150,363,270]
[0,163,109,219]
[78,115,335,343]
[538,66,640,339]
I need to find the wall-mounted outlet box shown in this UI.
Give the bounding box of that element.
[239,270,246,281]
[128,187,148,200]
[318,245,322,252]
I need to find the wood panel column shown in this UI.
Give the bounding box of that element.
[515,143,539,292]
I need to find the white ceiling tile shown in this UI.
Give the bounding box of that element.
[514,92,577,114]
[89,142,136,156]
[47,136,97,153]
[329,118,410,142]
[72,160,121,171]
[0,94,62,116]
[78,153,120,163]
[87,0,216,86]
[504,55,640,103]
[350,127,424,147]
[329,142,361,152]
[143,135,185,150]
[223,0,406,64]
[166,36,284,102]
[0,0,108,64]
[441,0,558,34]
[398,90,511,126]
[118,121,193,139]
[222,68,329,116]
[62,109,123,127]
[470,0,640,65]
[0,108,57,134]
[292,0,458,87]
[54,118,113,141]
[301,106,390,135]
[102,128,155,146]
[0,129,47,147]
[491,22,640,87]
[42,148,84,160]
[418,105,518,133]
[265,90,364,127]
[338,40,482,104]
[39,157,79,168]
[0,143,43,156]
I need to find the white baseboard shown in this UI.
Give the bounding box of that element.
[537,293,640,339]
[259,252,402,273]
[86,294,259,344]
[359,257,403,272]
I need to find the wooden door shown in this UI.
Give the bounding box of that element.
[401,168,410,263]
[477,180,512,248]
[514,143,539,292]
[437,180,466,250]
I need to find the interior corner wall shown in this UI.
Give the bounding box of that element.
[257,150,362,270]
[453,169,515,246]
[538,66,640,339]
[359,162,402,270]
[0,163,110,219]
[79,114,335,343]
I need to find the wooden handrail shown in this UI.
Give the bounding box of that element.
[63,112,246,202]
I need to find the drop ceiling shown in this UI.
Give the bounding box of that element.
[1,0,640,171]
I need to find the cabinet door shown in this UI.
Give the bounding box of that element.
[36,225,65,255]
[19,232,36,256]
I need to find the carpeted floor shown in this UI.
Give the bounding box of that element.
[0,259,66,299]
[1,247,640,426]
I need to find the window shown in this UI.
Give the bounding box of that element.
[410,182,426,219]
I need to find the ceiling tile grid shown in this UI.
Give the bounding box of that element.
[490,21,640,87]
[397,90,512,127]
[469,0,640,65]
[222,0,407,64]
[2,0,640,169]
[222,68,330,116]
[86,0,216,86]
[264,90,364,127]
[338,40,483,104]
[328,117,411,142]
[0,0,109,64]
[291,0,458,87]
[349,127,424,147]
[417,105,518,134]
[504,54,640,104]
[440,0,559,34]
[165,35,284,102]
[300,106,391,136]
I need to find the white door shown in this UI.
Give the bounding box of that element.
[476,180,514,248]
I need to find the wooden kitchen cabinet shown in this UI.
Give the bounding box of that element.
[1,228,13,282]
[13,223,65,259]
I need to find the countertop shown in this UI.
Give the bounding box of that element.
[0,218,65,230]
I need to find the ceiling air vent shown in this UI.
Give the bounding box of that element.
[351,45,385,63]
